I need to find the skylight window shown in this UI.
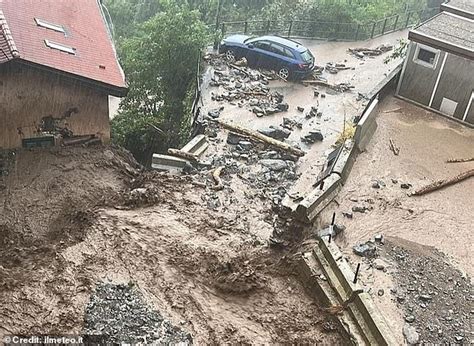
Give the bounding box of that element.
[44,40,76,55]
[35,18,66,34]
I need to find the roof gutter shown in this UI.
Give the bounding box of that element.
[440,3,474,20]
[409,30,474,60]
[97,0,127,87]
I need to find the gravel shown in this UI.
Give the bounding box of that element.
[384,242,473,344]
[83,283,192,344]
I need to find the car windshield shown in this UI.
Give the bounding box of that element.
[300,50,314,63]
[244,37,257,43]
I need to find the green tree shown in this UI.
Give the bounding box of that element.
[111,2,210,165]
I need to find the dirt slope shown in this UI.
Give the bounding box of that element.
[0,146,343,344]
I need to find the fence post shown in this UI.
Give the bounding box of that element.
[405,12,411,28]
[393,15,399,31]
[221,23,225,37]
[266,20,271,34]
[381,18,388,35]
[355,23,360,41]
[288,20,293,38]
[370,22,376,38]
[244,21,248,34]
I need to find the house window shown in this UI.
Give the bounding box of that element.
[35,18,66,34]
[413,44,439,68]
[44,40,76,55]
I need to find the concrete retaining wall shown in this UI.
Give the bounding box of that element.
[294,66,402,223]
[354,98,379,152]
[300,238,398,345]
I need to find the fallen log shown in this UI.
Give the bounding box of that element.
[212,166,224,191]
[167,148,199,162]
[389,138,400,156]
[446,157,474,163]
[411,169,474,196]
[216,119,305,157]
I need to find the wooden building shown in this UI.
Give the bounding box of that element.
[0,0,127,149]
[397,0,474,125]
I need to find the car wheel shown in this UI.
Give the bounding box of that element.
[278,67,290,80]
[225,49,236,61]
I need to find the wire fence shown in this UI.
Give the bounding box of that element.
[219,7,439,41]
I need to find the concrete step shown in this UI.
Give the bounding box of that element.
[151,154,191,174]
[181,134,208,157]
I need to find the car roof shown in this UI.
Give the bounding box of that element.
[250,35,307,52]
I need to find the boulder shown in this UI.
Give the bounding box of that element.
[353,241,376,257]
[259,159,287,172]
[258,126,291,141]
[403,324,420,345]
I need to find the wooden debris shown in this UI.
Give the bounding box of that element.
[301,80,354,92]
[383,108,402,113]
[325,289,364,315]
[167,148,198,162]
[446,157,474,163]
[389,138,400,156]
[216,119,305,157]
[411,169,474,196]
[212,166,224,191]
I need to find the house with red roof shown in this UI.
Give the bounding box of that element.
[0,0,127,149]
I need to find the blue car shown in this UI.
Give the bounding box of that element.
[219,35,315,80]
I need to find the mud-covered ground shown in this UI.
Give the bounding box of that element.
[202,31,407,205]
[0,147,343,344]
[320,96,474,343]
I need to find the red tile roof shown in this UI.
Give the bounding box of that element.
[0,0,127,95]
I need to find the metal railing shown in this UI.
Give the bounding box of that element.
[219,8,439,41]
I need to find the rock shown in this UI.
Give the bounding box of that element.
[314,90,319,97]
[302,130,324,144]
[208,107,224,119]
[403,324,420,345]
[260,151,278,159]
[373,259,385,270]
[258,126,291,141]
[352,205,369,213]
[401,183,412,189]
[276,103,289,112]
[238,141,253,151]
[419,294,432,302]
[259,159,287,172]
[353,242,376,257]
[377,289,384,296]
[297,106,304,112]
[374,234,384,244]
[227,132,244,145]
[372,181,381,189]
[342,212,353,219]
[405,315,415,323]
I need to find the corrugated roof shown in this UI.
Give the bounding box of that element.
[409,12,474,59]
[0,0,127,94]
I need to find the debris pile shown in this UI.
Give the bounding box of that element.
[348,44,393,59]
[383,241,473,344]
[325,62,353,74]
[205,54,289,117]
[83,283,192,344]
[302,80,355,93]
